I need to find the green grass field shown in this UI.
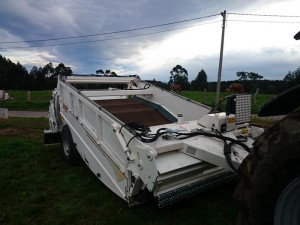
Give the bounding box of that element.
[180,91,274,114]
[0,90,52,111]
[0,117,239,225]
[0,90,274,114]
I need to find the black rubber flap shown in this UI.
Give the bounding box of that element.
[294,31,300,40]
[258,84,300,117]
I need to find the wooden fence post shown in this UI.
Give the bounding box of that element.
[253,88,259,106]
[201,89,207,103]
[27,91,31,101]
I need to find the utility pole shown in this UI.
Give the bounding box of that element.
[215,10,226,105]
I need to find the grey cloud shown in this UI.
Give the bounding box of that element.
[0,0,299,82]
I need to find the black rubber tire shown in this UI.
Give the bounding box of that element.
[234,110,300,225]
[61,125,78,165]
[274,176,300,225]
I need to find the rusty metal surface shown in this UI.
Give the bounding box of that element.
[95,99,171,126]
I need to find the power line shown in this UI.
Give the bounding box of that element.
[2,11,299,50]
[228,12,300,18]
[0,20,220,50]
[228,19,300,24]
[0,14,219,44]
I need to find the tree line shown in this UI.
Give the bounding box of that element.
[148,64,299,94]
[0,55,299,94]
[0,55,72,90]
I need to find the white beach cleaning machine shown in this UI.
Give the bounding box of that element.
[44,75,263,207]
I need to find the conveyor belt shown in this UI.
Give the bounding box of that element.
[95,99,171,126]
[157,171,237,208]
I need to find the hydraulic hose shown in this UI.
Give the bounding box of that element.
[122,122,249,171]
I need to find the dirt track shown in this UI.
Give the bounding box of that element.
[8,111,48,118]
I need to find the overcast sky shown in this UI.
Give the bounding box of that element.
[0,0,300,82]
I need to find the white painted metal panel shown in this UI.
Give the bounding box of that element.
[140,87,211,121]
[66,76,137,84]
[156,151,201,174]
[82,89,154,97]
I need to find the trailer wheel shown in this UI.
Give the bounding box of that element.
[234,110,300,225]
[61,125,78,165]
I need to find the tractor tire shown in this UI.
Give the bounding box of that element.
[61,125,79,165]
[234,110,300,225]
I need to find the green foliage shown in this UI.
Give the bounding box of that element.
[0,55,72,90]
[283,66,300,86]
[248,72,263,80]
[0,56,28,90]
[53,63,72,77]
[96,69,103,74]
[96,69,117,76]
[236,71,248,80]
[169,65,189,89]
[236,71,263,81]
[0,117,239,225]
[190,69,208,91]
[42,62,55,77]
